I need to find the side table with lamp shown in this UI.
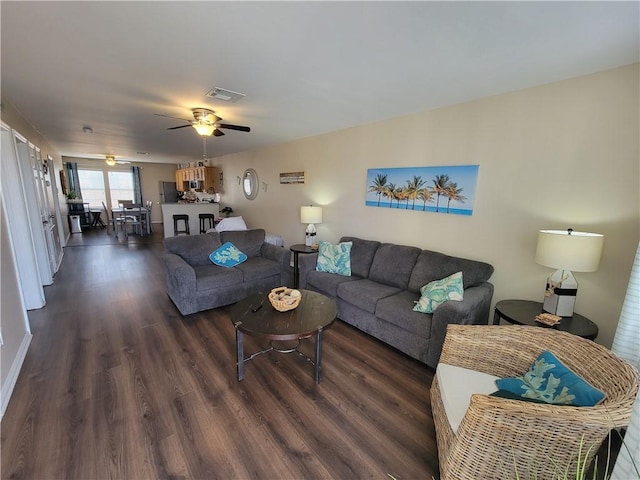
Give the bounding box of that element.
[535,228,604,318]
[494,228,604,340]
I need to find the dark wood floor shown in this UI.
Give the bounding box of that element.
[1,227,439,479]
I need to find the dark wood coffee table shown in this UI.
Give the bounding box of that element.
[229,289,337,383]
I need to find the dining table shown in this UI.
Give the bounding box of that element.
[111,206,151,236]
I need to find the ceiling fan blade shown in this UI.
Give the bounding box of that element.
[213,129,225,137]
[154,113,192,122]
[167,124,193,130]
[217,123,251,133]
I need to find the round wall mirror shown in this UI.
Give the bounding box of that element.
[242,168,259,200]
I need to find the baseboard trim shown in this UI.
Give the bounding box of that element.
[1,332,33,418]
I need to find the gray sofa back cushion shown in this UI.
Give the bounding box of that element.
[408,249,495,292]
[340,236,381,278]
[163,232,222,267]
[368,243,422,289]
[220,229,266,257]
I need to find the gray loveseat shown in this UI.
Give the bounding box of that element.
[298,236,494,368]
[162,229,290,315]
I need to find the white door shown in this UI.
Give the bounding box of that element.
[19,142,52,285]
[0,124,45,309]
[43,156,64,269]
[29,145,59,275]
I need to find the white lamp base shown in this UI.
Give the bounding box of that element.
[305,223,317,247]
[543,269,578,317]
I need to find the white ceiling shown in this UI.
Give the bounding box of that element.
[2,1,638,165]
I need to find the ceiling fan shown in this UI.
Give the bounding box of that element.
[156,108,251,137]
[105,155,130,166]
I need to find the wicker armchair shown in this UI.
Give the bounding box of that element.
[431,324,639,480]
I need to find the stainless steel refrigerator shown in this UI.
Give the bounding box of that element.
[159,181,179,203]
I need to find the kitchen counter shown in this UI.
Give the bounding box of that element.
[161,203,219,237]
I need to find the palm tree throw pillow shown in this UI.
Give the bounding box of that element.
[495,350,605,406]
[315,241,352,276]
[413,271,464,313]
[209,242,248,268]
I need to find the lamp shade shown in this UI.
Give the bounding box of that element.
[535,229,604,272]
[300,206,322,224]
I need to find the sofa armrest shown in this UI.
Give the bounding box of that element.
[162,252,196,300]
[428,282,494,367]
[298,252,319,289]
[260,242,291,285]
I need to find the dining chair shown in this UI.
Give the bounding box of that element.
[144,200,153,233]
[123,203,144,237]
[102,201,123,235]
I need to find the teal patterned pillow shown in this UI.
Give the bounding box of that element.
[413,271,464,313]
[209,242,247,268]
[316,241,352,276]
[495,350,605,406]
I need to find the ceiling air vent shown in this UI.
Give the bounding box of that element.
[206,87,246,103]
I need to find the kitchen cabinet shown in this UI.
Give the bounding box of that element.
[175,166,218,192]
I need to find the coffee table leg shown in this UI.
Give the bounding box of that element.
[236,329,244,381]
[315,328,323,384]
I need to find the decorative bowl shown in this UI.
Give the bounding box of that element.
[268,287,302,312]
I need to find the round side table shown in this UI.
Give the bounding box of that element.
[493,299,598,340]
[290,243,317,288]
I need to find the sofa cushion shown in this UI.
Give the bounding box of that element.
[337,279,401,314]
[220,229,265,257]
[437,363,501,433]
[413,271,464,314]
[375,290,432,338]
[234,256,281,282]
[306,270,361,298]
[316,241,352,276]
[164,232,222,267]
[408,250,494,293]
[340,237,381,278]
[194,264,243,291]
[209,242,247,267]
[368,243,421,289]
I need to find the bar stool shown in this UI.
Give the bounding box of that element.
[173,214,190,236]
[199,213,216,234]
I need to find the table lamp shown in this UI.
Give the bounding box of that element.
[535,228,604,317]
[300,205,322,247]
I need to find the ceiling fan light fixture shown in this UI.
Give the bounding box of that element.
[193,122,215,137]
[105,155,116,166]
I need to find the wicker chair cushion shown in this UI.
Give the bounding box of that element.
[436,363,500,433]
[496,350,606,406]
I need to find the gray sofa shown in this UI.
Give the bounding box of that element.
[298,236,494,368]
[162,229,290,315]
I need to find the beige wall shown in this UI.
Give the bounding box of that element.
[211,64,640,349]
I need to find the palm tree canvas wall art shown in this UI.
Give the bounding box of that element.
[366,165,479,216]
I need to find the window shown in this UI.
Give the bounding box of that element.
[77,168,134,209]
[77,169,106,208]
[108,171,134,206]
